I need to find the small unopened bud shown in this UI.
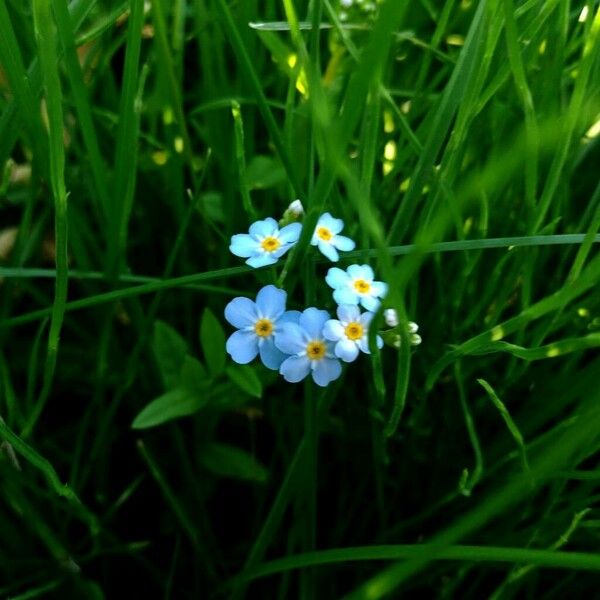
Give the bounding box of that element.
[288,199,304,216]
[384,308,399,327]
[408,321,419,334]
[411,333,422,346]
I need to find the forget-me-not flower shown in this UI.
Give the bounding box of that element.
[275,308,342,387]
[323,305,383,362]
[230,218,302,268]
[225,285,300,370]
[310,212,355,262]
[326,264,388,311]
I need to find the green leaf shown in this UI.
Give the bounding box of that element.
[200,308,226,377]
[226,364,263,398]
[152,321,188,389]
[181,355,209,391]
[131,388,205,429]
[200,442,268,483]
[245,155,287,190]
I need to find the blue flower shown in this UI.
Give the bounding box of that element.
[275,308,342,387]
[323,305,383,362]
[225,285,300,370]
[230,218,302,268]
[325,264,388,311]
[310,212,356,262]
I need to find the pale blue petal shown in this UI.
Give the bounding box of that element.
[299,308,330,339]
[224,297,257,328]
[318,212,344,234]
[317,240,339,262]
[311,358,342,386]
[259,337,287,370]
[280,355,311,383]
[323,319,345,341]
[361,295,381,312]
[333,235,355,252]
[279,222,302,243]
[335,339,359,362]
[255,285,286,319]
[246,254,278,268]
[278,310,301,325]
[359,311,375,327]
[249,218,278,238]
[325,267,350,289]
[358,335,382,352]
[347,264,364,279]
[337,304,361,323]
[370,281,388,297]
[230,234,258,258]
[274,322,307,354]
[333,288,359,306]
[226,330,259,364]
[354,264,374,281]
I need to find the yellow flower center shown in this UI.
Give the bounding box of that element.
[306,340,326,360]
[260,236,281,253]
[317,227,333,242]
[254,318,274,337]
[354,279,371,294]
[345,322,363,341]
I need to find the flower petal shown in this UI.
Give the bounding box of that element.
[333,235,355,252]
[259,337,287,370]
[278,310,301,325]
[226,330,259,364]
[317,240,339,262]
[278,222,302,243]
[311,358,342,386]
[359,311,375,327]
[229,234,258,258]
[224,297,257,328]
[246,254,278,268]
[255,285,286,319]
[299,308,330,339]
[317,212,344,234]
[249,217,278,238]
[333,288,359,306]
[325,267,350,290]
[335,339,359,363]
[274,322,307,354]
[280,355,311,383]
[323,319,345,341]
[337,304,361,323]
[360,295,381,312]
[370,281,388,297]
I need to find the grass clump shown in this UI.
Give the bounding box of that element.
[0,0,599,598]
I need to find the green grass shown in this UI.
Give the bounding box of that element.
[0,0,599,598]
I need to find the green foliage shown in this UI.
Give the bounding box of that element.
[0,0,599,598]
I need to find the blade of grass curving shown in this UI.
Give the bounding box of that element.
[501,0,539,222]
[106,0,144,278]
[213,0,302,196]
[478,379,529,474]
[344,397,600,598]
[232,544,600,585]
[137,440,199,549]
[531,5,600,232]
[231,101,257,221]
[23,0,70,439]
[386,0,492,244]
[426,251,600,389]
[456,362,484,496]
[52,0,111,219]
[0,416,97,531]
[0,1,43,157]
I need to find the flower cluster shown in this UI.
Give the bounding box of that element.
[224,202,420,387]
